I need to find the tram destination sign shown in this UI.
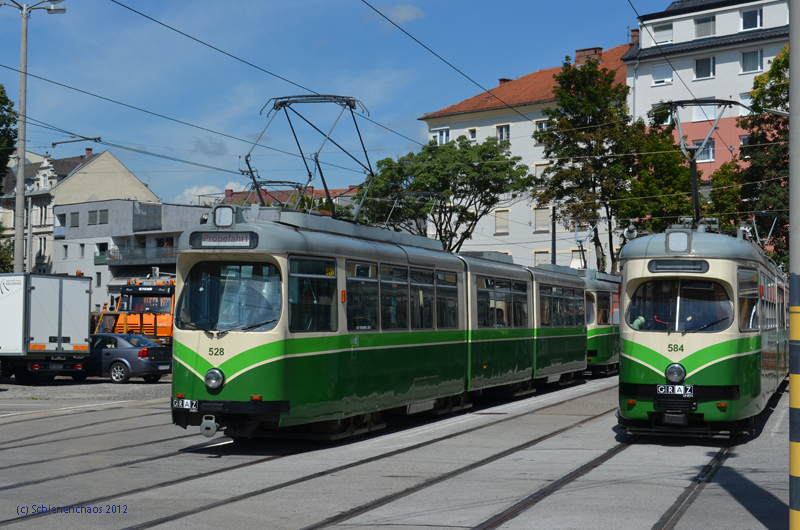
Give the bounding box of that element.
[190,232,259,249]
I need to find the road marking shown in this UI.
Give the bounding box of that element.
[0,400,133,418]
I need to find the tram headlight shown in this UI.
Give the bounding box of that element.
[665,363,686,384]
[205,368,225,390]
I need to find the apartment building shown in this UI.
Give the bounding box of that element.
[624,0,789,175]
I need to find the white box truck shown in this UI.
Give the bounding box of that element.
[0,273,92,384]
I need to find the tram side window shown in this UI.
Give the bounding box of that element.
[597,292,611,325]
[477,277,495,328]
[410,269,435,329]
[552,287,564,326]
[495,280,512,327]
[347,262,379,331]
[575,290,585,326]
[436,272,459,329]
[513,282,528,327]
[381,266,409,330]
[612,292,620,325]
[585,293,595,325]
[540,284,553,326]
[738,269,760,332]
[288,257,338,332]
[564,289,575,326]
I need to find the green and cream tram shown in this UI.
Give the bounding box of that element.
[171,205,589,440]
[617,224,788,436]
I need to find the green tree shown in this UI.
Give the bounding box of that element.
[532,56,636,272]
[737,45,789,267]
[617,112,694,235]
[708,161,745,228]
[0,233,11,273]
[0,84,17,184]
[355,136,534,252]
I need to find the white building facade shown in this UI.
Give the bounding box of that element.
[420,46,633,272]
[624,0,789,175]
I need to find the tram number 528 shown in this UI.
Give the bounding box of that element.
[209,347,225,356]
[667,344,684,352]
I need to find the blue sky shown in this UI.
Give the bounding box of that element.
[0,1,659,204]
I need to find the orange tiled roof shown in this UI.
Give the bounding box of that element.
[419,43,633,120]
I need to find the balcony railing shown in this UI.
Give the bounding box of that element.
[54,226,66,239]
[102,246,177,265]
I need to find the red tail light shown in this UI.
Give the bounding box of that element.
[30,364,41,371]
[74,364,83,370]
[138,348,148,359]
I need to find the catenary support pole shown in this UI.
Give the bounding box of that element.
[789,2,799,527]
[13,4,29,273]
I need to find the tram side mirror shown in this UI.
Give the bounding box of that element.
[200,213,209,225]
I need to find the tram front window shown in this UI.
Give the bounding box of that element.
[175,262,281,332]
[627,279,732,334]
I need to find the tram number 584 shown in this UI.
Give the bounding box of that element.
[209,347,225,356]
[667,344,684,352]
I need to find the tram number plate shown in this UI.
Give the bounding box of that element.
[657,385,693,397]
[172,399,198,412]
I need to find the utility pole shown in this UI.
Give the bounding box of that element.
[789,1,799,527]
[1,0,67,272]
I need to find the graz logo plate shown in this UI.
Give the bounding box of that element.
[657,385,693,398]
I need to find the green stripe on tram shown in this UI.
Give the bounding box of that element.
[622,336,762,380]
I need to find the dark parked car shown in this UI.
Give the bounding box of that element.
[89,333,172,383]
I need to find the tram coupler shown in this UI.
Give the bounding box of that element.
[200,415,218,437]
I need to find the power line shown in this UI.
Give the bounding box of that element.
[0,63,364,176]
[625,0,733,154]
[359,0,538,126]
[108,0,425,148]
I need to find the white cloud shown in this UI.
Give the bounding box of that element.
[171,181,246,205]
[383,4,425,24]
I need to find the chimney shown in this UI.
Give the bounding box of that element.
[225,189,233,198]
[85,148,93,156]
[630,28,640,43]
[575,47,603,66]
[498,78,512,85]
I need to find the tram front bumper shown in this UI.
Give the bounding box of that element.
[172,399,290,428]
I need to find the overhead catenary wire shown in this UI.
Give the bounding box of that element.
[108,0,426,148]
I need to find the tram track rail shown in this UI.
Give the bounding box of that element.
[0,410,170,448]
[0,383,617,528]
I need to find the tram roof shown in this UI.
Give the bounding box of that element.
[619,229,769,265]
[178,207,464,271]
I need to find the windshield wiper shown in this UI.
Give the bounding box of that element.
[682,316,729,336]
[220,319,277,335]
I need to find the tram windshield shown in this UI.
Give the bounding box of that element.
[175,262,281,332]
[626,279,732,334]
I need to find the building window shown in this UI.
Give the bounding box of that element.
[652,63,672,85]
[88,210,98,225]
[534,120,548,144]
[494,209,509,235]
[38,236,45,257]
[694,99,717,122]
[96,272,101,288]
[99,209,109,224]
[653,23,673,44]
[70,212,79,228]
[534,251,550,266]
[650,104,671,126]
[80,243,85,259]
[534,163,549,178]
[534,208,550,233]
[432,129,450,145]
[695,15,715,38]
[63,244,68,260]
[496,124,510,142]
[693,139,715,162]
[740,92,753,116]
[467,128,477,141]
[740,136,751,159]
[695,57,715,79]
[741,50,763,73]
[742,8,762,30]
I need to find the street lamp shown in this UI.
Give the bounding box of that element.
[0,0,67,273]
